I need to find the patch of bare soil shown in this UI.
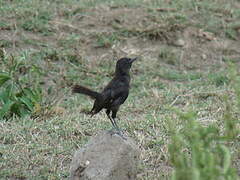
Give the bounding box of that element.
[51,6,240,71]
[2,5,240,72]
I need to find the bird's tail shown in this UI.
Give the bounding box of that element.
[72,85,102,100]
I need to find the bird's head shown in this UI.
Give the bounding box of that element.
[115,57,137,73]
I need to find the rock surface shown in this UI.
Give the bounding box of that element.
[69,131,140,180]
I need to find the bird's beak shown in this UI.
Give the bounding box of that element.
[130,57,138,63]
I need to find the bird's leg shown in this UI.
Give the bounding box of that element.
[111,117,120,131]
[89,107,95,117]
[111,109,121,131]
[106,109,126,140]
[106,109,117,128]
[111,110,126,140]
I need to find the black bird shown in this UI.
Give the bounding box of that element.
[72,57,137,131]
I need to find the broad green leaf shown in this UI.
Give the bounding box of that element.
[0,100,14,119]
[0,84,15,103]
[0,72,11,87]
[19,106,30,117]
[0,90,10,103]
[19,97,34,111]
[23,87,42,103]
[10,102,21,116]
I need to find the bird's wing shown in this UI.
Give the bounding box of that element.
[102,77,129,105]
[110,90,129,107]
[106,84,129,108]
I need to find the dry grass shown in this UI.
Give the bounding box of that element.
[0,0,240,179]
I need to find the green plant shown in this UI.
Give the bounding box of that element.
[158,47,178,65]
[159,69,202,81]
[20,10,53,35]
[0,51,43,119]
[0,39,13,48]
[168,110,238,180]
[208,72,229,87]
[95,33,119,48]
[168,65,240,180]
[225,28,238,40]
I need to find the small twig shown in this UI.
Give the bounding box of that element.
[170,95,180,107]
[148,7,177,12]
[179,90,234,98]
[50,20,79,30]
[169,90,234,107]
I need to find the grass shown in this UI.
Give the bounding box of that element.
[0,0,240,179]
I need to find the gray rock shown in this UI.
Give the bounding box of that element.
[173,39,185,47]
[70,131,140,180]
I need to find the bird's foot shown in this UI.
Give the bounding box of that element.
[108,127,127,140]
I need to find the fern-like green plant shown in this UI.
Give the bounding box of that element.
[0,50,43,119]
[168,63,240,180]
[168,111,238,180]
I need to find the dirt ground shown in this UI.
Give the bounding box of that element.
[2,6,240,70]
[1,1,240,179]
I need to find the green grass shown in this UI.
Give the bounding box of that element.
[0,0,240,179]
[95,32,120,48]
